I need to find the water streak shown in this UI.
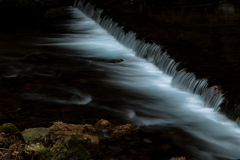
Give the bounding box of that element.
[40,5,240,159]
[75,0,224,111]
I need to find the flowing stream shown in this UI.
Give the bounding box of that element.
[37,5,240,160]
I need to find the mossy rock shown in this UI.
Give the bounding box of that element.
[44,7,70,21]
[51,135,91,160]
[0,123,25,142]
[0,123,19,134]
[22,127,51,145]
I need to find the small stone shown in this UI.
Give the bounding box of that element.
[25,143,45,151]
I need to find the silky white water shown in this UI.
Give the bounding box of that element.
[40,7,240,160]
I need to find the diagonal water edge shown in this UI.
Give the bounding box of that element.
[74,0,224,113]
[38,5,240,159]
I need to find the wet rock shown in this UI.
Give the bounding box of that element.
[51,135,91,160]
[25,143,45,152]
[95,119,113,130]
[169,157,186,160]
[22,127,50,143]
[69,95,83,102]
[108,59,124,63]
[49,121,99,144]
[112,124,138,136]
[97,59,124,63]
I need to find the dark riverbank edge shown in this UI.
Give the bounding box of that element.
[0,121,196,160]
[75,0,240,121]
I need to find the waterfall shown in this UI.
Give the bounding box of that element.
[74,0,224,114]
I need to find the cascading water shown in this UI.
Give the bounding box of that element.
[75,0,224,111]
[40,3,240,160]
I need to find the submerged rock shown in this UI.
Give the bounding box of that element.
[68,95,83,102]
[108,59,124,63]
[112,124,138,136]
[97,59,124,63]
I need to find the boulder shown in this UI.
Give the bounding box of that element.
[51,135,91,160]
[95,119,113,130]
[22,127,50,143]
[49,121,99,144]
[111,124,138,136]
[0,123,24,142]
[169,157,186,160]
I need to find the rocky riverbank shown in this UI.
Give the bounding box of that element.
[0,120,195,160]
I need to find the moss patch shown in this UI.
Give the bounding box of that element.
[44,7,70,19]
[0,123,25,142]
